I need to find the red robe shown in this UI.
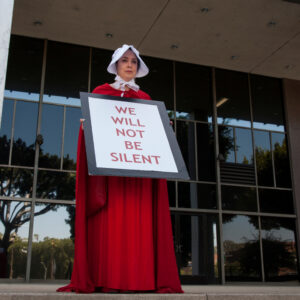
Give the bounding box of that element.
[57,84,183,293]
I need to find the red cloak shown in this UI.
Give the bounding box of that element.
[57,84,183,293]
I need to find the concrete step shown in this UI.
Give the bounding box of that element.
[1,284,300,299]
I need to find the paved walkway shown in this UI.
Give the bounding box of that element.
[1,283,300,299]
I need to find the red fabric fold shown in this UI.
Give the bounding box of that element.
[57,84,183,294]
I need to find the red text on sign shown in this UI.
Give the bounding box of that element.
[115,106,136,115]
[124,141,143,150]
[116,128,145,138]
[110,152,160,165]
[111,117,145,127]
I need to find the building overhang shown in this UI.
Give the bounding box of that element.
[11,0,300,80]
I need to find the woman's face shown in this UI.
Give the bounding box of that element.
[116,49,138,81]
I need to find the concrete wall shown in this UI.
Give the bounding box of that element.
[0,0,14,127]
[283,79,300,264]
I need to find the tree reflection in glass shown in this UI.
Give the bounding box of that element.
[0,200,30,278]
[36,170,75,200]
[223,215,261,281]
[254,130,273,187]
[261,217,298,281]
[218,126,235,163]
[0,168,33,198]
[272,133,292,188]
[39,104,63,169]
[63,107,82,170]
[12,101,38,167]
[235,128,253,165]
[0,100,14,165]
[31,204,74,280]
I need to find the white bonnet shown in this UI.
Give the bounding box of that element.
[107,44,149,78]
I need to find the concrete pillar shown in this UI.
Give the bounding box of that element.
[0,0,14,128]
[283,78,300,269]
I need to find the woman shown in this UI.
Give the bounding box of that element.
[57,45,183,293]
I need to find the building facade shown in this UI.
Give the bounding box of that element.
[1,0,300,285]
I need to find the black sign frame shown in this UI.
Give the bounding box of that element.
[80,92,190,180]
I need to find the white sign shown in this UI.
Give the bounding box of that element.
[88,97,178,173]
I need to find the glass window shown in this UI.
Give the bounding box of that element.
[223,215,261,281]
[235,128,253,165]
[90,48,114,92]
[176,121,196,180]
[11,101,38,167]
[5,35,43,101]
[222,186,257,212]
[0,99,14,164]
[261,217,298,281]
[167,181,176,207]
[259,189,294,214]
[0,200,30,279]
[43,41,89,106]
[178,182,217,209]
[39,104,64,169]
[63,107,82,170]
[0,168,33,198]
[218,125,235,163]
[197,123,215,181]
[272,133,291,188]
[219,127,255,185]
[31,204,74,280]
[174,213,219,283]
[138,57,174,114]
[36,170,75,200]
[254,131,273,187]
[176,62,212,121]
[216,69,251,127]
[251,75,285,132]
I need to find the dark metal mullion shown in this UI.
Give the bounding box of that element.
[233,127,237,163]
[38,167,76,173]
[173,61,177,135]
[173,61,178,208]
[88,47,92,93]
[8,100,16,165]
[194,122,198,181]
[258,215,265,281]
[270,132,277,187]
[60,106,66,170]
[222,209,296,218]
[170,207,296,218]
[0,196,33,202]
[25,39,48,282]
[35,198,75,205]
[248,73,265,282]
[212,67,225,284]
[4,96,80,109]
